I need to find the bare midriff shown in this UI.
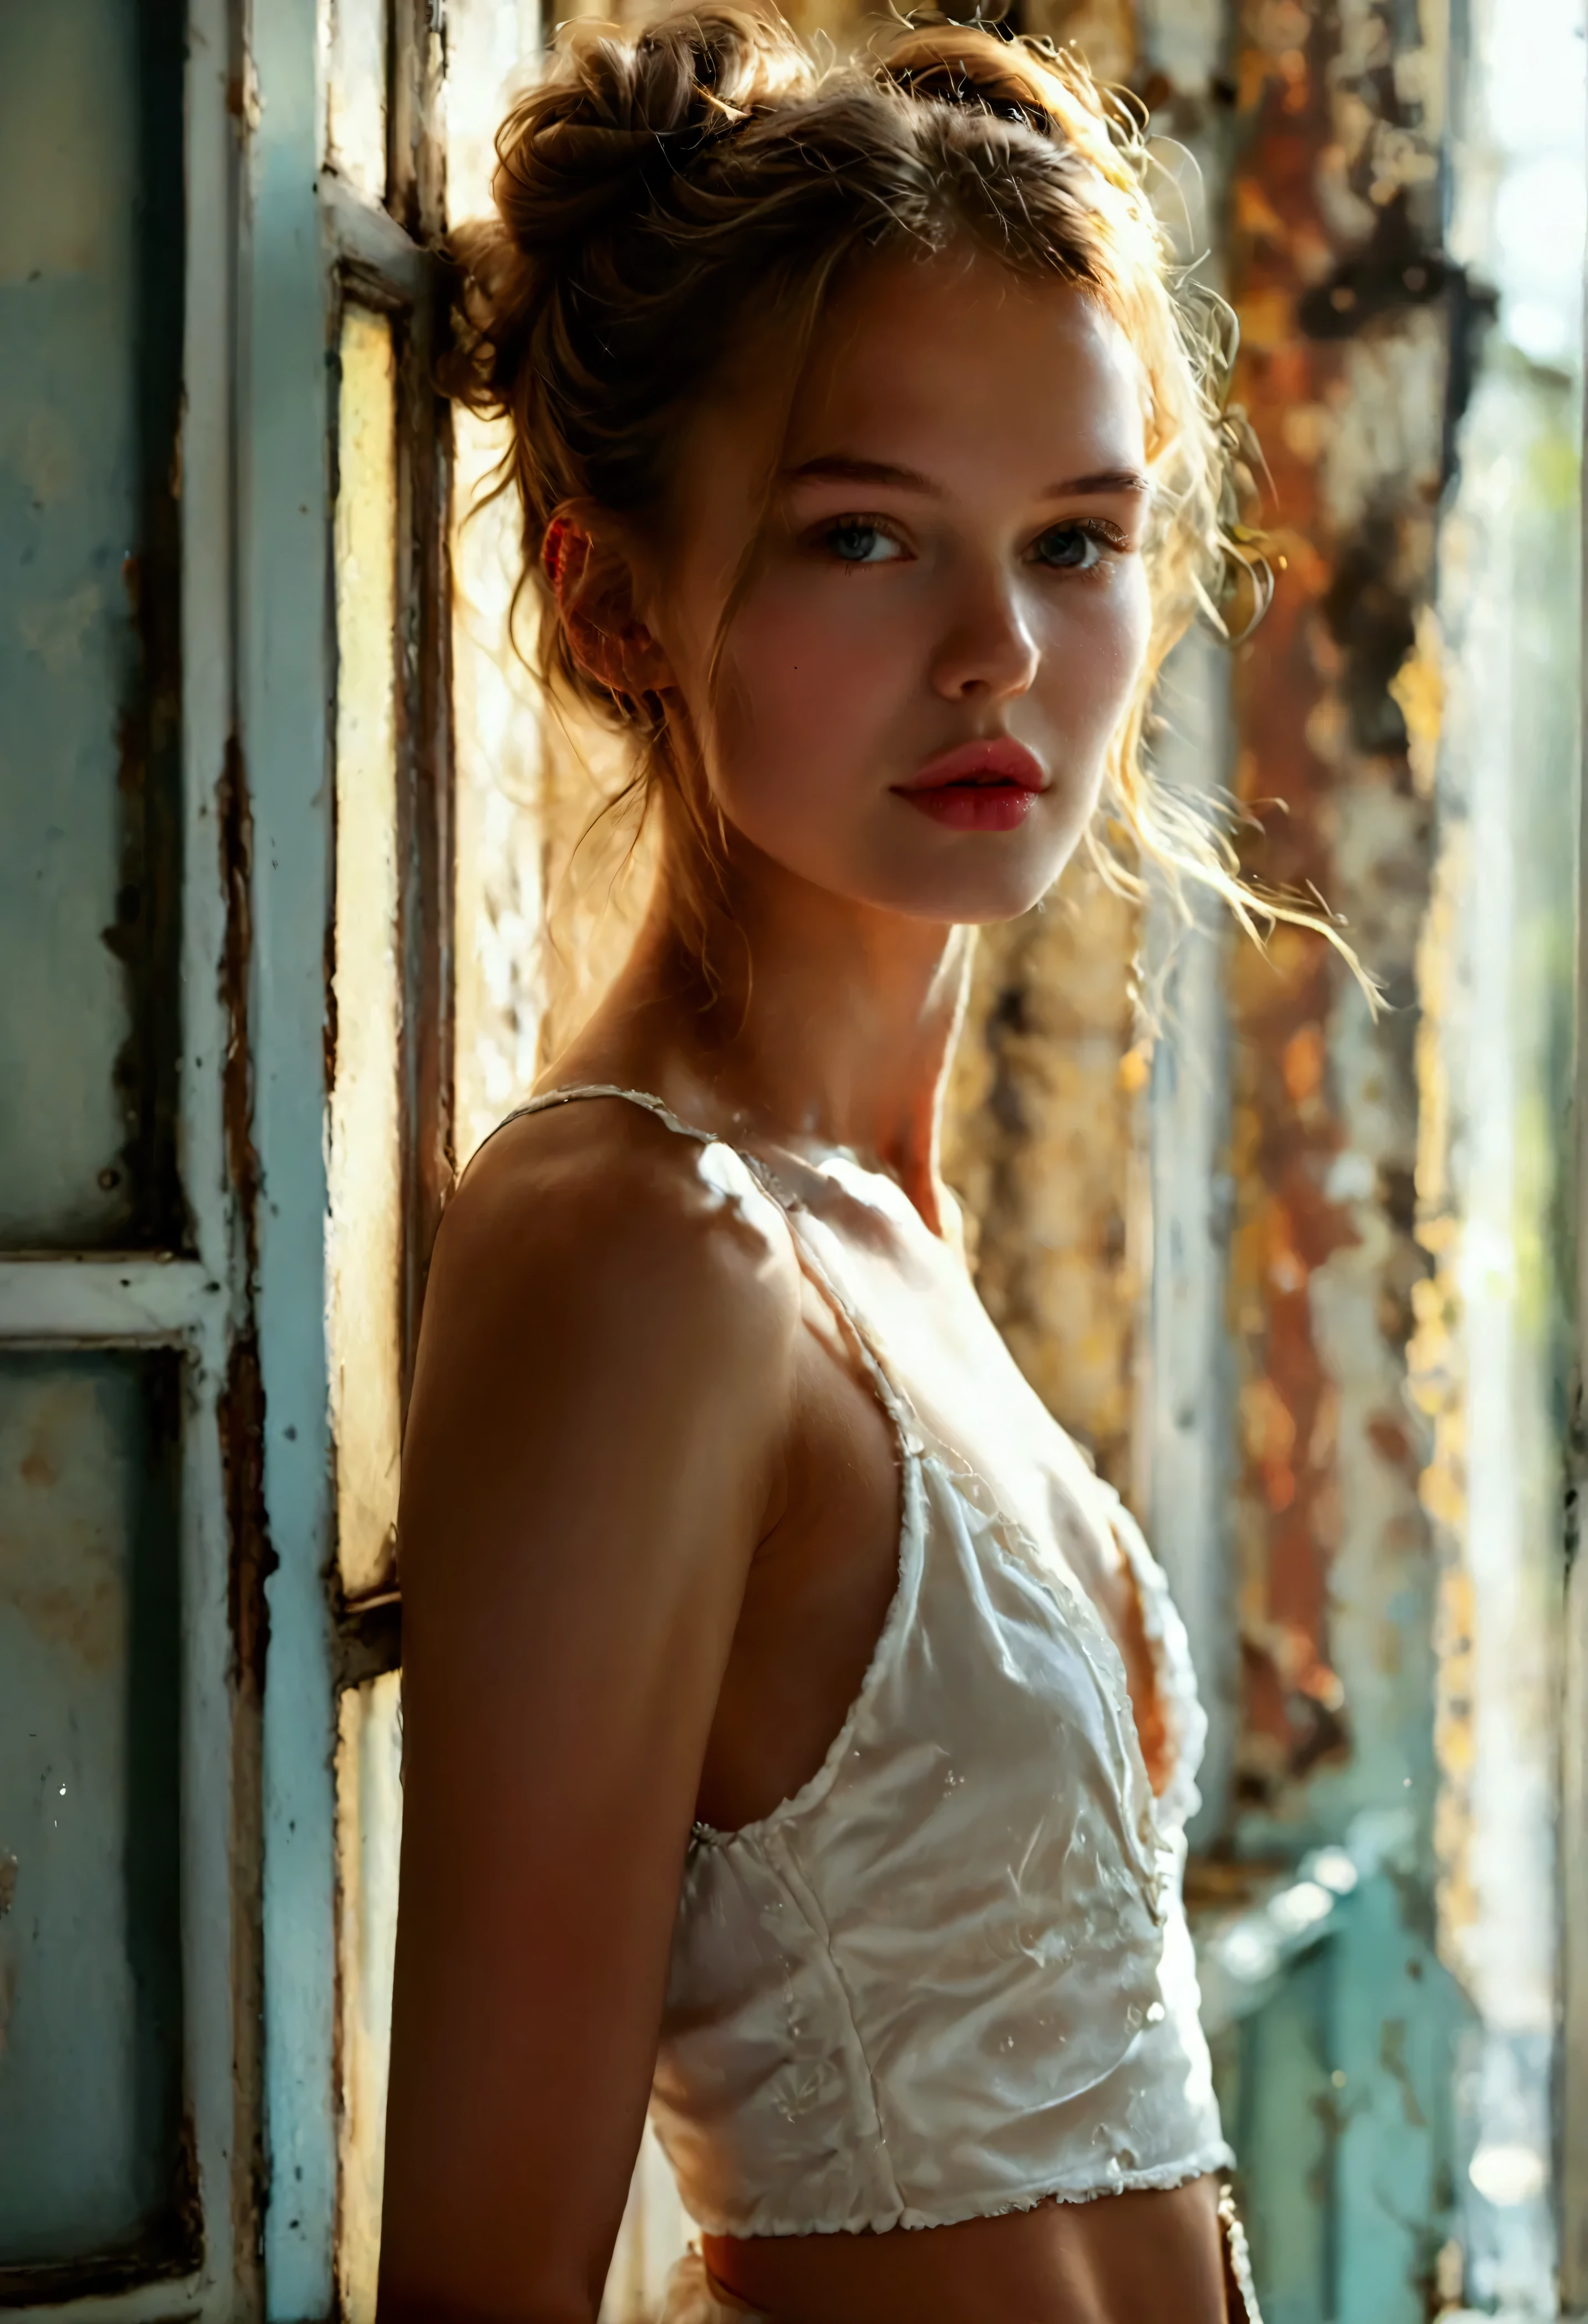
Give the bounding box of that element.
[704,2173,1228,2324]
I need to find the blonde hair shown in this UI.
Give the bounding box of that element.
[445,5,1346,970]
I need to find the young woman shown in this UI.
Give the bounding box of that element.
[379,12,1276,2319]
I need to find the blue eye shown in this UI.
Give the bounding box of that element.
[825,520,901,564]
[1033,523,1107,572]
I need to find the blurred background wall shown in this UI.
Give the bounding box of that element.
[0,0,1584,2318]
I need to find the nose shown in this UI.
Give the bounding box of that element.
[927,564,1040,704]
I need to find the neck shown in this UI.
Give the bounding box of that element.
[578,834,974,1227]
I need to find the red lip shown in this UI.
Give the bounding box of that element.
[892,738,1047,833]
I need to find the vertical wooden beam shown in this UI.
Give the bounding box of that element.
[1223,1,1458,2310]
[1562,245,1588,2308]
[1224,0,1448,1841]
[184,0,266,2311]
[238,0,340,2306]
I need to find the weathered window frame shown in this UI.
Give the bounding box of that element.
[0,0,258,2311]
[245,2,457,2308]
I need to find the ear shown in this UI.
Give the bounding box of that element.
[544,511,675,702]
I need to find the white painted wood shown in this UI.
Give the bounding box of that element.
[175,0,258,2308]
[1564,165,1588,2300]
[0,0,253,2314]
[0,1257,217,1343]
[0,2273,217,2324]
[1565,1541,1588,2309]
[319,169,431,301]
[241,0,341,2309]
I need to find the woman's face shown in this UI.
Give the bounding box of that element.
[635,243,1153,926]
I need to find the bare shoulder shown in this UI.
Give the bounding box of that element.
[428,1095,800,1357]
[403,1097,803,1556]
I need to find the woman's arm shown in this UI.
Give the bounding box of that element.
[377,1114,798,2324]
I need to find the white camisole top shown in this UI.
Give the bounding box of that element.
[507,1086,1233,2241]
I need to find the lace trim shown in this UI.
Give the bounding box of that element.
[688,1445,924,1849]
[688,2141,1238,2240]
[1099,1487,1208,1836]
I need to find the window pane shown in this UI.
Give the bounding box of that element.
[320,0,389,203]
[329,305,403,1599]
[335,1671,403,2324]
[0,0,183,1250]
[0,1350,185,2275]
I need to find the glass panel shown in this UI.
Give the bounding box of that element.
[0,0,183,1250]
[335,1671,403,2324]
[328,305,403,1599]
[320,0,389,205]
[0,1350,184,2272]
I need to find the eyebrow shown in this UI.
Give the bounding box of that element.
[783,456,1151,499]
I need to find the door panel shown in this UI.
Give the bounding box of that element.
[0,0,248,2314]
[0,1349,186,2280]
[0,0,184,1252]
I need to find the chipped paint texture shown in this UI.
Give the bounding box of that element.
[1213,7,1478,2305]
[942,869,1144,1494]
[1224,0,1446,1831]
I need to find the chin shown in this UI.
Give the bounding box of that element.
[862,851,1082,926]
[863,822,1093,926]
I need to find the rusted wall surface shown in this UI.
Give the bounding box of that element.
[943,872,1145,1495]
[1222,0,1448,1831]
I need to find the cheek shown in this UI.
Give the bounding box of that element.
[1042,569,1152,736]
[704,583,910,784]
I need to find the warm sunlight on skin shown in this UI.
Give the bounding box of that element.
[384,242,1231,2324]
[636,244,1154,926]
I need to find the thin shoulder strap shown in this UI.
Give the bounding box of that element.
[486,1082,719,1151]
[490,1083,917,1445]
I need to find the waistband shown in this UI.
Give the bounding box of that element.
[660,2186,1265,2321]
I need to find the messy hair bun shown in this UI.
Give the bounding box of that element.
[445,7,1304,952]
